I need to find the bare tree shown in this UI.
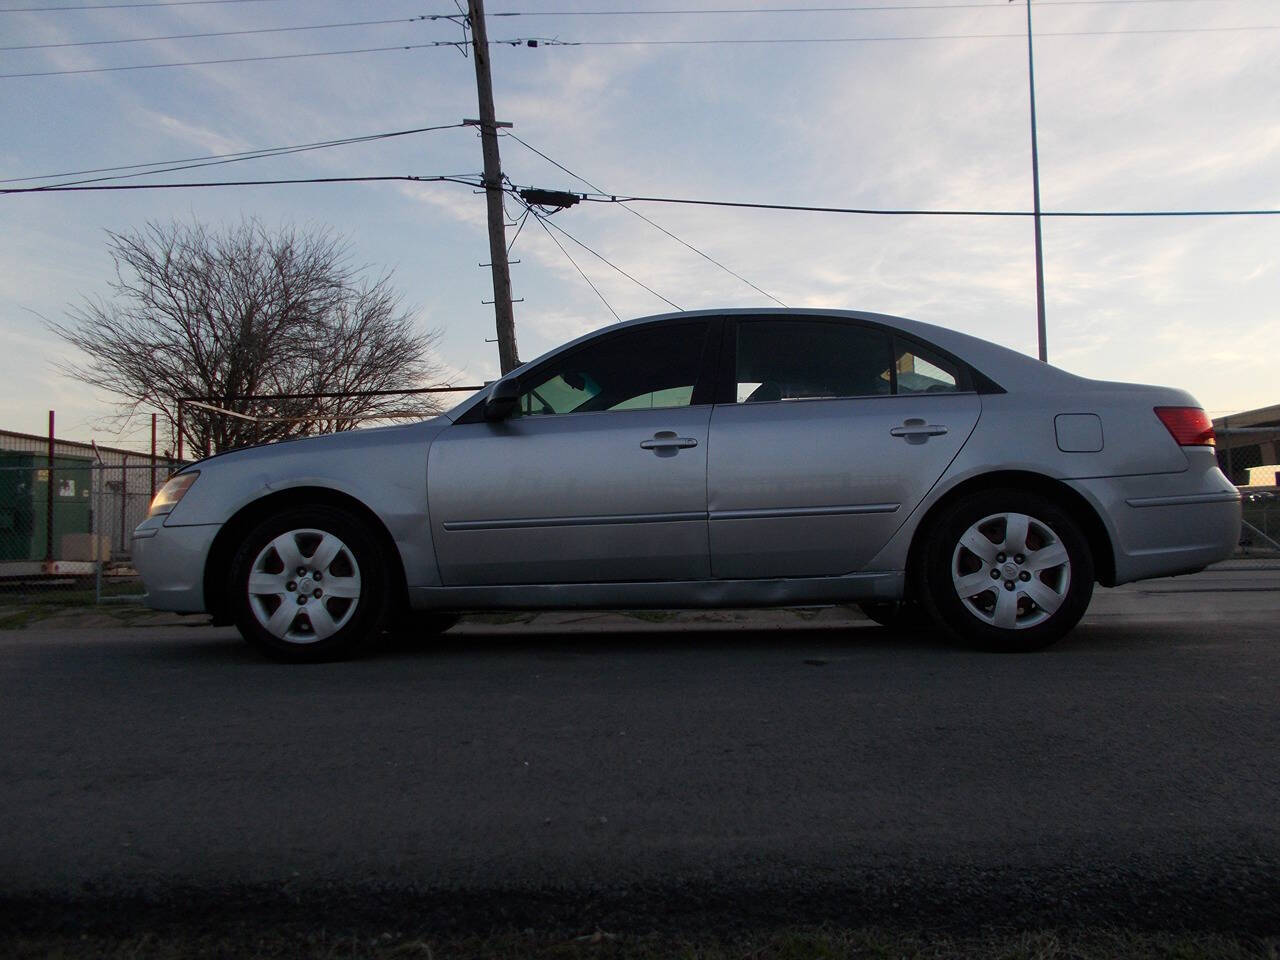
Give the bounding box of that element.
[50,218,444,455]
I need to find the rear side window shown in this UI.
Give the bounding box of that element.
[735,320,895,402]
[894,341,961,394]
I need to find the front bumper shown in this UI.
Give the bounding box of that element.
[132,518,221,613]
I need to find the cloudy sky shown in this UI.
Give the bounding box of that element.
[2,0,1277,450]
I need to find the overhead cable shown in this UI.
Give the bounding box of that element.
[531,210,622,322]
[497,24,1279,46]
[1,16,430,52]
[565,189,1280,218]
[1,40,465,79]
[1,174,481,195]
[2,0,293,11]
[506,132,786,307]
[492,0,1261,15]
[536,212,684,311]
[3,122,469,188]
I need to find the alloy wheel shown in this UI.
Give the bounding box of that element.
[246,528,362,644]
[950,511,1071,630]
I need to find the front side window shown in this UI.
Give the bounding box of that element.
[735,319,895,403]
[518,322,709,417]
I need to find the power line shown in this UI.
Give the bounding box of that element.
[1,16,431,52]
[565,189,1280,218]
[1,0,293,11]
[534,209,684,311]
[3,122,469,188]
[505,132,786,307]
[498,24,1279,47]
[8,20,1270,79]
[491,0,1262,14]
[532,211,622,322]
[0,40,466,79]
[1,174,481,195]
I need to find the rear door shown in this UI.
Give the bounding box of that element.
[708,316,981,579]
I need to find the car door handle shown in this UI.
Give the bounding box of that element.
[890,420,948,443]
[640,433,698,450]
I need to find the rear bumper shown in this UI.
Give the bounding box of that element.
[1071,466,1241,585]
[132,520,220,613]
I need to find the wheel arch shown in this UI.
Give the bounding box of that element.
[904,470,1117,593]
[203,486,409,626]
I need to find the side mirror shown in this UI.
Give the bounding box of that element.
[483,379,521,422]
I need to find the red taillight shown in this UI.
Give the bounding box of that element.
[1155,407,1215,447]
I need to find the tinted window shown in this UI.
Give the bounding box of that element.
[518,322,709,417]
[894,341,960,394]
[735,320,895,402]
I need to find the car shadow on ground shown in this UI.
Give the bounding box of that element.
[79,609,1180,667]
[387,620,958,659]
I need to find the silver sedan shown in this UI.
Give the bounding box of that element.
[133,309,1240,661]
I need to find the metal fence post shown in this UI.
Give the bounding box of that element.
[94,464,103,605]
[120,454,128,558]
[45,410,55,566]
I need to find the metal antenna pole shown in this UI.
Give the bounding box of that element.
[1025,0,1049,362]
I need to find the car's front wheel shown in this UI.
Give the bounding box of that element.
[920,489,1094,652]
[229,506,390,662]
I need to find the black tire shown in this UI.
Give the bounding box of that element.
[918,488,1094,652]
[857,600,930,631]
[229,505,390,663]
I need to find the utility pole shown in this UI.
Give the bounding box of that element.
[1023,0,1049,363]
[466,0,520,374]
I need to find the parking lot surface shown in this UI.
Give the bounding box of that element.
[1,562,1277,935]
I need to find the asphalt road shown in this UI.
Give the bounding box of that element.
[2,561,1278,936]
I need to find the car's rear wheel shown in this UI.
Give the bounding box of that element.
[230,506,389,662]
[920,489,1094,652]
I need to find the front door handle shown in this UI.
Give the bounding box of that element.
[890,419,948,444]
[640,431,698,450]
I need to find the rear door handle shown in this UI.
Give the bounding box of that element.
[890,419,948,443]
[640,432,698,450]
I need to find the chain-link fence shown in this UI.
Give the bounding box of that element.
[1215,412,1280,559]
[0,459,181,615]
[1238,488,1280,557]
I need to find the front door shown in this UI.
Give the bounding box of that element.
[429,320,717,585]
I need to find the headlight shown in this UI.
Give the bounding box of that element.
[148,471,200,517]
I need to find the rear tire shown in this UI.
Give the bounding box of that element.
[229,505,390,663]
[919,489,1094,652]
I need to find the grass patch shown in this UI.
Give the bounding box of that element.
[0,602,155,629]
[4,926,1277,960]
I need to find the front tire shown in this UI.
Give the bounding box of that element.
[230,506,390,662]
[920,489,1094,652]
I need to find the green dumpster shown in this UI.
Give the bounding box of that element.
[0,453,94,562]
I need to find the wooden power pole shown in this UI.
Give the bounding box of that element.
[466,0,520,375]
